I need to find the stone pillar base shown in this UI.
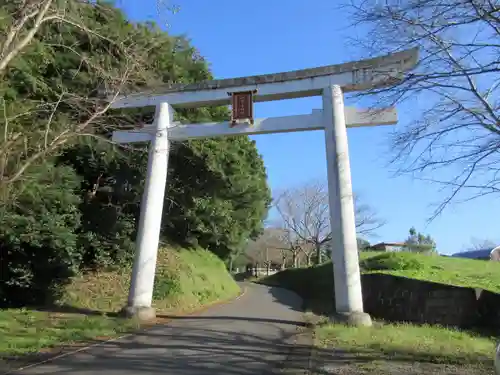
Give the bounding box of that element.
[120,306,156,321]
[330,311,373,327]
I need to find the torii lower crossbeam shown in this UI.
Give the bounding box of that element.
[112,107,397,143]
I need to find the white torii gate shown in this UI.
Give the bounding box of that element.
[109,48,418,325]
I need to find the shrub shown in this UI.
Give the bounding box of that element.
[360,252,425,271]
[0,163,82,307]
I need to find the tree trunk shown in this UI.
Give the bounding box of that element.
[315,244,322,265]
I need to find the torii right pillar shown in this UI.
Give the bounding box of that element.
[323,85,372,327]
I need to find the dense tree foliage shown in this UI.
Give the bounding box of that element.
[0,1,153,187]
[0,1,270,307]
[404,227,437,254]
[165,137,270,260]
[0,163,82,306]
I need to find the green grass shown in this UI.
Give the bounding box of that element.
[150,247,241,312]
[359,251,500,293]
[0,310,139,356]
[61,246,240,313]
[313,322,496,374]
[316,322,495,365]
[0,246,240,358]
[260,251,500,373]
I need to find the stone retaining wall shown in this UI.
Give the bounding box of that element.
[361,273,500,330]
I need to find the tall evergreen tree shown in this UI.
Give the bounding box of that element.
[0,0,271,306]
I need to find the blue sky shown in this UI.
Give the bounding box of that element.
[118,0,499,254]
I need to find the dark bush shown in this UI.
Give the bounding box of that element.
[0,163,82,307]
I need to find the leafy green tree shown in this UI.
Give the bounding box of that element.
[404,227,437,254]
[357,238,371,251]
[165,136,271,259]
[55,9,270,264]
[0,0,271,309]
[0,162,82,307]
[62,135,271,266]
[0,1,160,192]
[59,141,140,269]
[0,1,160,305]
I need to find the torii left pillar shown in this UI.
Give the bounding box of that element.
[121,102,173,320]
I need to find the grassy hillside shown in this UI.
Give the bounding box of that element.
[62,246,240,313]
[260,251,499,375]
[261,251,500,306]
[360,251,500,293]
[1,246,240,358]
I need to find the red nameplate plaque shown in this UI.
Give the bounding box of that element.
[229,90,257,127]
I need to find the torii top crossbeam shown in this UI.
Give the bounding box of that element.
[109,48,418,109]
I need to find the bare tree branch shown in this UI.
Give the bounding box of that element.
[0,0,55,73]
[273,180,385,265]
[245,228,291,270]
[467,237,498,251]
[345,0,500,219]
[0,1,168,193]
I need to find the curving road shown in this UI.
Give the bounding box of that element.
[13,283,307,375]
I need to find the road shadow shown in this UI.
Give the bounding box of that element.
[3,323,317,375]
[1,283,323,374]
[3,323,489,375]
[259,284,305,314]
[233,272,251,281]
[157,315,309,327]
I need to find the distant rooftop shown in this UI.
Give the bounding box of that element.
[368,242,434,251]
[451,247,500,260]
[371,242,406,247]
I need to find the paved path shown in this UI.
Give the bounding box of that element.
[15,283,306,375]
